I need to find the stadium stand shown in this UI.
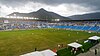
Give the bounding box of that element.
[0,19,100,32]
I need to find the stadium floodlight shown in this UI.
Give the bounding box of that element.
[8,16,16,18]
[36,18,39,19]
[28,17,30,19]
[14,14,16,16]
[13,14,17,18]
[5,16,10,18]
[34,18,36,19]
[23,17,26,19]
[20,17,23,19]
[24,17,26,19]
[24,17,28,19]
[17,16,23,19]
[10,16,13,18]
[31,17,33,19]
[31,17,34,19]
[26,17,29,19]
[34,18,39,20]
[16,16,19,18]
[30,17,32,19]
[55,19,60,21]
[33,17,35,19]
[13,16,17,18]
[29,17,32,19]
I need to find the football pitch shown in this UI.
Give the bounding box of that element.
[0,28,99,56]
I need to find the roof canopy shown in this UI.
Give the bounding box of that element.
[20,49,57,56]
[41,49,57,56]
[88,36,100,40]
[20,51,43,56]
[68,42,82,48]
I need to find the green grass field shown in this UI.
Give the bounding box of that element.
[0,28,100,56]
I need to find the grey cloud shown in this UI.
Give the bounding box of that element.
[33,0,100,11]
[0,0,100,12]
[0,0,100,7]
[0,0,29,7]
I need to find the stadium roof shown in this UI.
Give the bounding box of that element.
[68,42,82,48]
[88,36,100,40]
[40,49,57,56]
[20,49,57,56]
[20,51,43,56]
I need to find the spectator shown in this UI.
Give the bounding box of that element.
[95,49,97,55]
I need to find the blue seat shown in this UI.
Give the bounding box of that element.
[75,26,84,30]
[70,26,77,29]
[65,26,71,28]
[53,26,66,28]
[82,26,91,30]
[89,26,100,31]
[97,28,100,32]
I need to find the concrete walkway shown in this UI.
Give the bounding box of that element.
[77,43,100,56]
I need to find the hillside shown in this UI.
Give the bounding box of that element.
[7,8,70,20]
[68,12,100,20]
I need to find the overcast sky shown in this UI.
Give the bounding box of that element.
[0,0,100,17]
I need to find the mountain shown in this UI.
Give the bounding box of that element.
[7,9,100,20]
[68,12,100,20]
[7,8,70,20]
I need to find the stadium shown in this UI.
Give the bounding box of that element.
[0,4,100,56]
[0,9,100,56]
